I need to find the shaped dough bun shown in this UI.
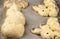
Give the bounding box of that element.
[31,17,60,39]
[1,2,26,38]
[32,0,59,17]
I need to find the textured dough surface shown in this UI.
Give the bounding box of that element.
[1,0,28,38]
[32,0,59,17]
[31,17,60,39]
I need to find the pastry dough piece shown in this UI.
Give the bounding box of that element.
[1,3,26,38]
[32,5,49,16]
[31,25,54,39]
[4,0,28,10]
[31,17,60,39]
[32,0,59,17]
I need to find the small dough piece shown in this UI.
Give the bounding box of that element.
[31,17,60,39]
[32,5,49,16]
[4,0,28,10]
[32,0,59,17]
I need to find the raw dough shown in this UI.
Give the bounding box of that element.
[1,0,28,38]
[31,17,60,39]
[32,0,59,17]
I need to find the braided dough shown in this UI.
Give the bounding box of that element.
[32,0,59,17]
[31,17,60,39]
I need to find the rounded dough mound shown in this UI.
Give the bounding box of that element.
[31,17,60,39]
[4,0,28,10]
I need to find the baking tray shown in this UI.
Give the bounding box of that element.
[0,0,60,39]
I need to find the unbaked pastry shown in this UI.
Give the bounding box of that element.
[32,0,59,17]
[31,17,60,39]
[1,0,28,38]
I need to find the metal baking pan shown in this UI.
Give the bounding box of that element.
[0,0,60,39]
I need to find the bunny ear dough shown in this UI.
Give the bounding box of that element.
[4,0,13,9]
[16,0,28,10]
[32,5,49,16]
[31,17,60,39]
[4,0,28,10]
